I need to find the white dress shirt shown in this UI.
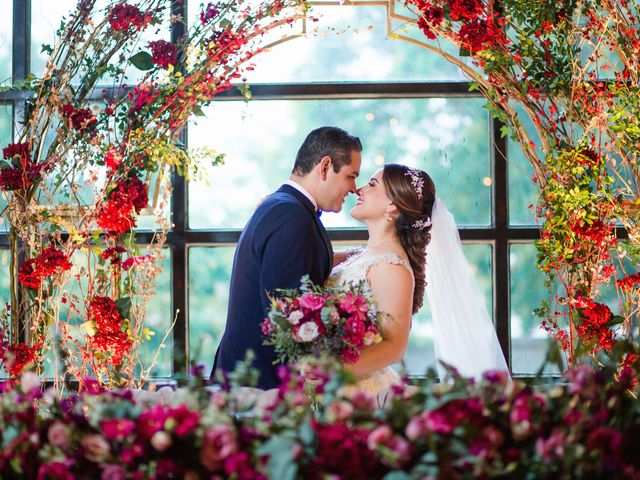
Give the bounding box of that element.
[284,179,319,212]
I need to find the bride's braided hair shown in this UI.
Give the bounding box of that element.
[382,164,436,314]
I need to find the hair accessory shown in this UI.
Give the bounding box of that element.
[412,217,432,230]
[405,168,424,199]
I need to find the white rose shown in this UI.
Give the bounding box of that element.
[287,310,304,325]
[297,322,319,342]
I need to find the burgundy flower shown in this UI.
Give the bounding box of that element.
[109,4,151,32]
[0,142,44,191]
[37,462,74,480]
[200,3,220,24]
[60,104,97,132]
[18,246,72,290]
[148,40,177,69]
[88,331,132,365]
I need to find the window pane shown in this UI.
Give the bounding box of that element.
[406,243,493,376]
[31,0,77,76]
[188,2,467,83]
[31,0,169,82]
[139,249,172,377]
[510,243,562,375]
[0,104,12,232]
[188,246,235,370]
[0,1,11,81]
[189,98,491,229]
[508,109,542,226]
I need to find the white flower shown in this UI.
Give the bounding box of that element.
[287,310,304,325]
[20,371,41,392]
[297,322,319,342]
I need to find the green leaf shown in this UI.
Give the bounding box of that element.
[256,435,299,480]
[192,104,206,117]
[115,296,132,320]
[608,315,624,327]
[130,51,154,71]
[384,473,412,480]
[40,44,53,55]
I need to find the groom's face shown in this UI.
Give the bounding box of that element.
[318,149,362,212]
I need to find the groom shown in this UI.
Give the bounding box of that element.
[211,127,363,389]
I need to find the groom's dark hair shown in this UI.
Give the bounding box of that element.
[292,126,362,176]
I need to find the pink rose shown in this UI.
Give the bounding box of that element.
[405,414,428,441]
[326,400,354,423]
[82,434,111,462]
[47,421,70,450]
[101,464,126,480]
[200,424,238,471]
[299,293,325,311]
[287,310,304,325]
[367,425,393,450]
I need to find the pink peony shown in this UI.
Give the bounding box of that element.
[101,418,135,441]
[299,293,326,311]
[101,465,126,480]
[150,431,172,452]
[200,424,238,471]
[81,434,111,462]
[47,421,71,450]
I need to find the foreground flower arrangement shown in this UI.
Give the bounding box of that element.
[0,357,638,479]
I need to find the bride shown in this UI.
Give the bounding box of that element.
[328,163,509,396]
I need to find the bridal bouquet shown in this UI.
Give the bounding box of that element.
[262,276,383,364]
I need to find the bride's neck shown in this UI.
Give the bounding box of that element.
[366,222,398,250]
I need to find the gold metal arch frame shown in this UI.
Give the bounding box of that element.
[263,1,424,51]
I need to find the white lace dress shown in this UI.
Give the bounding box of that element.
[328,249,413,397]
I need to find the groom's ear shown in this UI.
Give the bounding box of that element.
[318,156,332,181]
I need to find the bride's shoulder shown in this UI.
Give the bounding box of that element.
[364,250,413,276]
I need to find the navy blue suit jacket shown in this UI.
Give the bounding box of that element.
[211,184,333,389]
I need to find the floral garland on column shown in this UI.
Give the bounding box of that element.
[404,0,639,367]
[0,0,304,388]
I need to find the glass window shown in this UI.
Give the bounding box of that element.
[510,243,562,375]
[138,249,172,377]
[0,104,12,232]
[406,243,493,375]
[0,0,11,82]
[31,0,169,82]
[189,98,491,229]
[508,108,542,226]
[188,246,235,370]
[188,2,467,83]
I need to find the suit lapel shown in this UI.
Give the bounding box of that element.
[277,185,333,272]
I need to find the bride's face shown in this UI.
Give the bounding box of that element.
[351,169,394,222]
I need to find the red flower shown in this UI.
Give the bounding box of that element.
[2,342,37,376]
[569,219,611,246]
[18,246,72,290]
[575,297,614,352]
[574,148,601,167]
[0,142,46,191]
[458,19,492,53]
[417,6,444,40]
[89,296,123,335]
[148,40,177,69]
[89,331,132,365]
[101,246,127,263]
[109,4,152,32]
[449,0,484,21]
[617,272,640,291]
[60,104,97,132]
[104,147,122,171]
[97,176,148,234]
